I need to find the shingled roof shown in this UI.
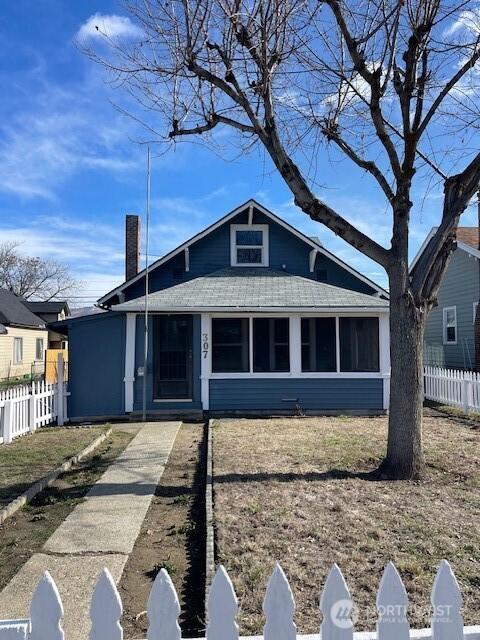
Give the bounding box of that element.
[0,289,45,328]
[114,268,388,312]
[456,227,478,249]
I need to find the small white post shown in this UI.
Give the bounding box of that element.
[3,400,13,444]
[377,562,409,640]
[29,385,36,433]
[57,353,64,427]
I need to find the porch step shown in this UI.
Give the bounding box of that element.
[129,409,204,421]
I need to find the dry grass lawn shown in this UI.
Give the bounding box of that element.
[213,411,480,634]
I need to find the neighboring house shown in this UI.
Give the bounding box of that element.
[414,227,480,369]
[23,301,70,349]
[56,200,390,420]
[0,289,48,381]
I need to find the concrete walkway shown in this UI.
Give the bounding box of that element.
[0,421,181,639]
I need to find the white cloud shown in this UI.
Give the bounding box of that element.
[444,7,480,37]
[0,71,142,200]
[76,13,143,42]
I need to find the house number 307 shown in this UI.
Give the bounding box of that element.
[202,333,209,359]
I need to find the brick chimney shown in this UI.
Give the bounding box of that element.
[125,214,140,281]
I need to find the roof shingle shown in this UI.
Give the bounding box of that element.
[457,227,478,249]
[0,290,45,328]
[114,268,388,312]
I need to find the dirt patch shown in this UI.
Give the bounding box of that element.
[119,422,207,639]
[213,413,480,634]
[0,426,109,506]
[0,428,135,591]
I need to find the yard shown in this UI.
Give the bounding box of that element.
[0,425,135,591]
[213,411,480,634]
[0,426,109,506]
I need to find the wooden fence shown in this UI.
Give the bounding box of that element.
[424,365,480,413]
[1,560,479,639]
[0,355,68,444]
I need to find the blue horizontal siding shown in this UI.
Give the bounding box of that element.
[119,206,378,303]
[68,313,125,418]
[209,378,383,411]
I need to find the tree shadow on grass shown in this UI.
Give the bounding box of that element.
[214,467,384,485]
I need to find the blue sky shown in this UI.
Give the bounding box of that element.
[0,1,478,305]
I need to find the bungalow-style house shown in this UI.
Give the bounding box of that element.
[415,227,480,369]
[0,289,48,381]
[23,300,70,349]
[57,200,390,420]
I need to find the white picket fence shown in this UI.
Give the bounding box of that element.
[424,365,480,413]
[1,560,479,640]
[0,355,68,444]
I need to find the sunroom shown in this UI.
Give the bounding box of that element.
[115,267,390,415]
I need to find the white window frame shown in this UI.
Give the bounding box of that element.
[35,337,44,361]
[205,312,388,379]
[13,337,23,364]
[230,224,269,267]
[443,306,457,345]
[473,301,478,323]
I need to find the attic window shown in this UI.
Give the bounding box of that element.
[230,224,269,266]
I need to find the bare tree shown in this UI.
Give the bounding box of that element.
[0,242,79,301]
[83,0,480,479]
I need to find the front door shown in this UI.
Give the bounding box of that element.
[153,315,193,400]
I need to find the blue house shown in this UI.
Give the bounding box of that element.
[59,200,391,420]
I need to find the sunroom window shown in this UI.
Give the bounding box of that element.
[339,317,379,372]
[231,224,268,266]
[253,318,290,372]
[301,318,336,371]
[212,318,249,372]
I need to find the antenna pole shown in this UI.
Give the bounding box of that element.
[142,147,151,422]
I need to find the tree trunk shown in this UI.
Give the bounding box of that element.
[379,265,427,480]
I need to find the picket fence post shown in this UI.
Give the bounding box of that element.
[263,564,296,640]
[377,562,409,640]
[29,384,36,434]
[57,353,64,427]
[431,560,463,640]
[147,568,181,640]
[3,400,13,444]
[29,571,64,640]
[320,564,354,640]
[89,569,122,640]
[207,566,238,640]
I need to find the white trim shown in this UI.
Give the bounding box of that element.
[290,316,301,375]
[206,312,388,379]
[124,313,136,412]
[99,199,388,304]
[208,372,389,379]
[378,314,391,410]
[184,247,190,272]
[248,204,253,226]
[200,314,210,410]
[116,306,390,314]
[443,306,457,345]
[230,224,269,267]
[473,301,478,323]
[335,317,341,373]
[309,249,318,273]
